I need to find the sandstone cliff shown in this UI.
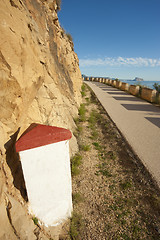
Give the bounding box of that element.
[0,0,82,239]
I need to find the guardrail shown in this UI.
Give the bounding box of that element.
[83,77,159,104]
[141,88,157,103]
[129,85,140,96]
[120,82,129,91]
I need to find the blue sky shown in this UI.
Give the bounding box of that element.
[58,0,160,81]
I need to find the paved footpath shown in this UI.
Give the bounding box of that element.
[85,81,160,188]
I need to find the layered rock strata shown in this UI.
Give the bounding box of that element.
[0,0,82,239]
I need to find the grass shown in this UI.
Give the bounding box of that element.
[99,168,112,177]
[87,110,102,141]
[92,142,102,151]
[80,144,90,151]
[72,192,84,204]
[70,212,83,240]
[88,110,97,125]
[88,110,103,125]
[78,104,86,122]
[81,84,86,97]
[120,181,133,190]
[106,150,117,160]
[90,130,99,140]
[32,217,38,225]
[85,97,90,104]
[71,154,82,176]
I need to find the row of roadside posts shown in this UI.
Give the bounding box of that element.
[83,76,159,104]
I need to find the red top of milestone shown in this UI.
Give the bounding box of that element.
[15,124,72,152]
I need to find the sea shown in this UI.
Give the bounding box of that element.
[120,80,160,90]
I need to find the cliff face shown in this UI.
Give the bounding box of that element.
[0,0,82,239]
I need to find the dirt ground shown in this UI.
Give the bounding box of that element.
[70,84,160,240]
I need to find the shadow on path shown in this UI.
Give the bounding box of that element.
[121,104,160,114]
[91,81,160,129]
[145,117,160,128]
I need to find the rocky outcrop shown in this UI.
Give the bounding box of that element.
[0,0,82,239]
[134,77,144,81]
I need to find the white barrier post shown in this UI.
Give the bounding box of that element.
[16,124,72,226]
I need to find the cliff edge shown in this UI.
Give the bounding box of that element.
[0,0,82,239]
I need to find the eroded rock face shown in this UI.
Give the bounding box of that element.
[0,0,82,152]
[0,0,82,238]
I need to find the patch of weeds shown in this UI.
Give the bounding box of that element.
[120,233,132,240]
[121,219,127,225]
[88,110,97,124]
[77,125,83,133]
[109,198,127,212]
[66,32,73,42]
[109,184,117,192]
[85,97,90,104]
[106,151,116,160]
[71,154,82,176]
[99,169,112,177]
[109,203,119,211]
[80,144,90,151]
[120,181,133,190]
[81,84,86,92]
[129,222,142,238]
[92,142,99,147]
[107,129,117,140]
[116,211,129,220]
[145,194,160,211]
[78,104,86,122]
[56,0,61,11]
[95,170,100,176]
[132,224,141,235]
[104,223,112,232]
[81,92,86,97]
[92,142,102,151]
[74,125,83,138]
[98,151,106,161]
[81,84,86,97]
[124,198,137,207]
[98,163,112,177]
[70,212,83,240]
[116,197,132,211]
[32,217,38,225]
[72,192,84,204]
[104,123,109,130]
[74,117,80,125]
[71,165,80,177]
[90,130,99,140]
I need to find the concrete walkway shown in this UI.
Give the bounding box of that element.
[85,81,160,188]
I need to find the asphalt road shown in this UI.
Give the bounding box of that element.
[85,81,160,188]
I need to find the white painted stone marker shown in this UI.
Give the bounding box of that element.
[15,124,72,226]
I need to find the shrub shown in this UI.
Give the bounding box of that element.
[81,84,86,92]
[78,104,86,122]
[71,154,82,176]
[56,0,61,11]
[153,83,160,93]
[80,144,90,151]
[72,192,84,204]
[66,32,73,42]
[32,217,38,225]
[70,212,83,240]
[81,84,86,97]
